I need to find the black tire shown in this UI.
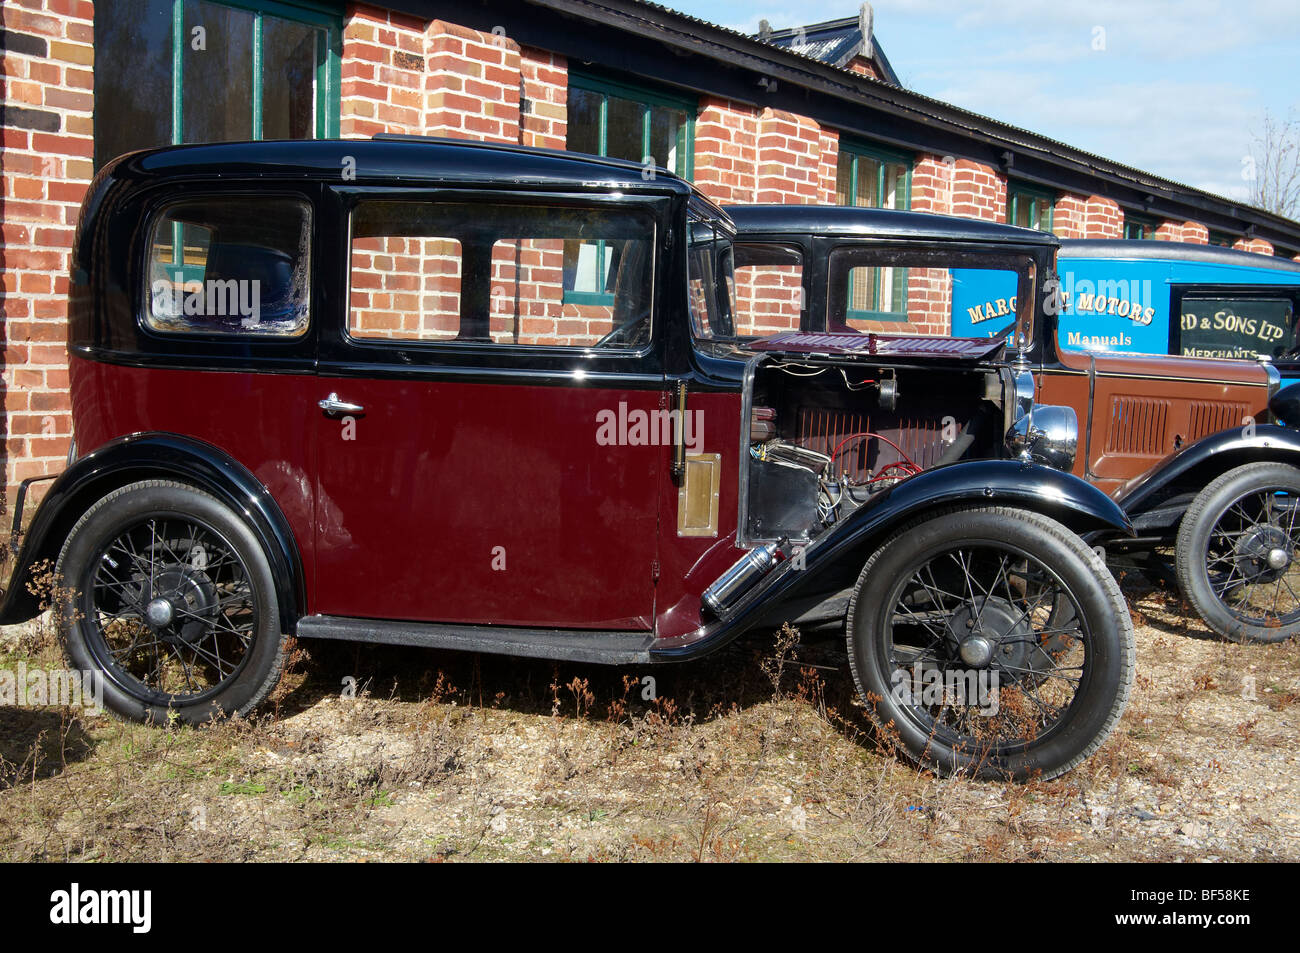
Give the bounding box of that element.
[845,506,1134,781]
[54,480,288,724]
[1175,462,1300,643]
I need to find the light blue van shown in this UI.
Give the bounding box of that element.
[950,239,1300,380]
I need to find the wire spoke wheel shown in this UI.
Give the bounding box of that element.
[847,507,1132,781]
[884,543,1087,757]
[82,515,257,703]
[1202,488,1300,627]
[1177,462,1300,643]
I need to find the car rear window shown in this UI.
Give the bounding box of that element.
[145,197,311,337]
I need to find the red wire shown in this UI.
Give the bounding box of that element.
[829,431,919,471]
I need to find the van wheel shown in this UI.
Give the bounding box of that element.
[845,506,1133,781]
[1175,462,1300,643]
[54,480,287,724]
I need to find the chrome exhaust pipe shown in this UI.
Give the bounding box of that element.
[702,542,780,617]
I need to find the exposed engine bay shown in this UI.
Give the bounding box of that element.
[742,356,1015,544]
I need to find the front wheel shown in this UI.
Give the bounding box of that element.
[845,506,1134,781]
[1175,462,1300,643]
[54,480,288,724]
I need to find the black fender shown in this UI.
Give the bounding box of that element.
[1106,424,1300,540]
[1269,381,1300,428]
[651,459,1130,660]
[0,432,305,631]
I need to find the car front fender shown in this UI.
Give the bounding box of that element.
[651,459,1129,660]
[1112,424,1300,526]
[0,432,304,630]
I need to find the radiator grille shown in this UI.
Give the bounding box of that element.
[1104,396,1171,456]
[794,408,944,480]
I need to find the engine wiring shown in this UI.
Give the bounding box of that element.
[829,431,922,478]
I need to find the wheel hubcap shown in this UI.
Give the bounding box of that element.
[947,599,1033,670]
[144,597,174,629]
[958,634,994,668]
[1234,525,1291,583]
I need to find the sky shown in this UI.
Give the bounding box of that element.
[662,0,1300,203]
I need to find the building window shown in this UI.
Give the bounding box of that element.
[1124,214,1158,240]
[566,71,696,179]
[1209,231,1237,248]
[564,71,694,304]
[94,0,341,170]
[836,142,911,320]
[1007,183,1055,232]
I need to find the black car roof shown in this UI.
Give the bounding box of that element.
[1060,238,1300,273]
[115,135,705,200]
[725,203,1059,246]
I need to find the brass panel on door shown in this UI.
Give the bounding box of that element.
[677,452,722,537]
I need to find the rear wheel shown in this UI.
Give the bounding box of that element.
[54,480,288,724]
[1175,462,1300,643]
[845,506,1133,781]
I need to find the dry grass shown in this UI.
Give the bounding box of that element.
[2,575,1299,862]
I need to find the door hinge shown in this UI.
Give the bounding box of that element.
[671,380,688,484]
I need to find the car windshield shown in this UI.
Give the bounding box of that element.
[829,246,1038,346]
[687,217,739,341]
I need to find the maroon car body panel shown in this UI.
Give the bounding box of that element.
[312,378,665,629]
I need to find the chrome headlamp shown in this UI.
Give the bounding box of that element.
[1006,367,1078,471]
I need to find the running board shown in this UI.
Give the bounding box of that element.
[294,615,654,665]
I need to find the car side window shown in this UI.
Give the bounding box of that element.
[1175,295,1298,360]
[733,243,804,336]
[145,197,311,337]
[348,199,655,349]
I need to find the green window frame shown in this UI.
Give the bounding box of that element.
[837,140,912,322]
[169,0,341,146]
[1124,214,1158,240]
[159,0,341,280]
[1008,182,1056,232]
[564,71,696,305]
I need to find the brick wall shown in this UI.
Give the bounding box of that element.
[1,0,93,500]
[693,97,758,205]
[754,108,834,205]
[519,49,566,150]
[1053,193,1087,238]
[425,19,519,142]
[1234,237,1275,255]
[911,155,955,215]
[2,1,1298,496]
[1083,196,1123,238]
[340,5,426,137]
[1154,220,1182,242]
[950,159,1004,222]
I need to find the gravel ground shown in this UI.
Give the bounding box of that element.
[1,573,1298,862]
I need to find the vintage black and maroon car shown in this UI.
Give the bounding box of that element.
[0,139,1137,780]
[729,203,1300,644]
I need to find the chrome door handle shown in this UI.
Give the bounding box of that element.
[318,393,365,415]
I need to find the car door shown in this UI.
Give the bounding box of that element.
[311,188,671,630]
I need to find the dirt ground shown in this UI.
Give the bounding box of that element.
[2,573,1298,862]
